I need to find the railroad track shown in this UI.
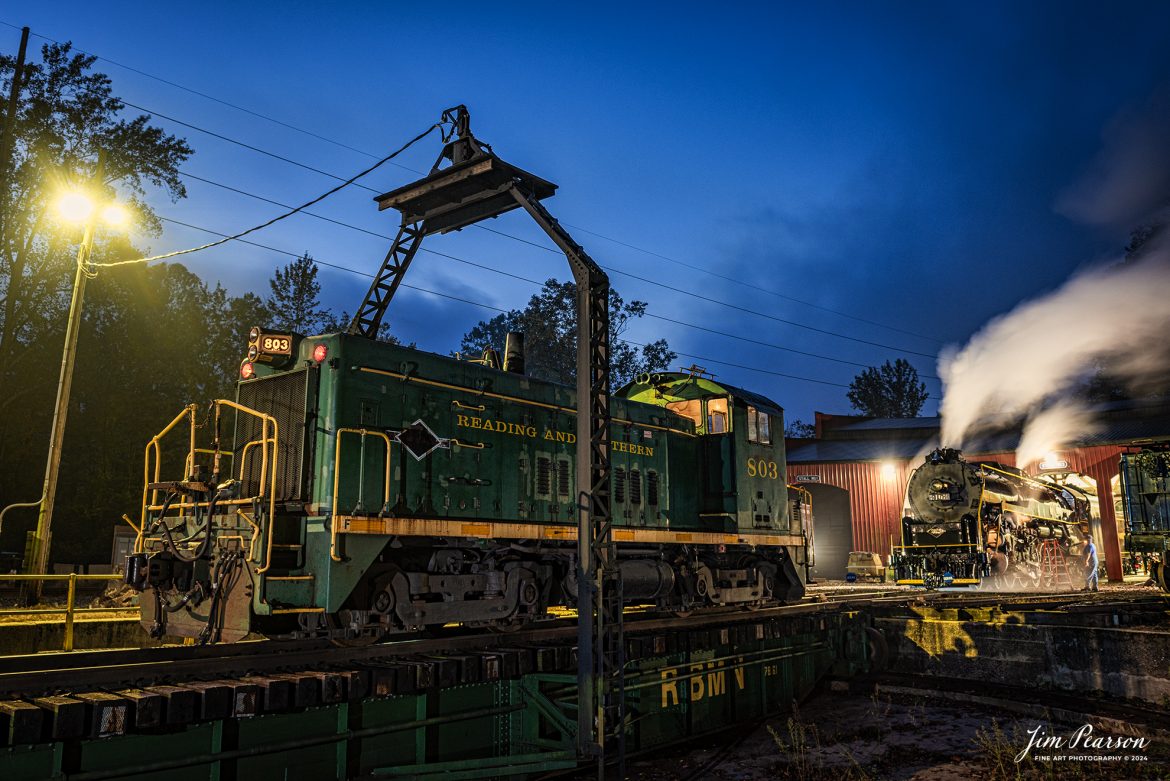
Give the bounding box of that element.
[1,586,1155,697]
[0,587,1162,763]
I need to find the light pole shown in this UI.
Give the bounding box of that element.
[23,183,127,600]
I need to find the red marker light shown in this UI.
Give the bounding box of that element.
[240,362,255,379]
[312,344,328,363]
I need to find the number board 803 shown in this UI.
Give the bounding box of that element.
[260,335,293,355]
[746,458,780,480]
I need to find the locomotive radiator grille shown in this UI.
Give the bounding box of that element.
[235,368,315,501]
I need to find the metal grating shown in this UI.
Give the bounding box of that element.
[236,369,314,501]
[536,457,551,497]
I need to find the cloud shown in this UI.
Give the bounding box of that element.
[1056,88,1170,228]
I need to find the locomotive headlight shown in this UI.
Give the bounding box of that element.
[247,344,259,362]
[248,326,261,345]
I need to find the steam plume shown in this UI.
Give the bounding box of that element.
[939,243,1170,462]
[1014,399,1099,468]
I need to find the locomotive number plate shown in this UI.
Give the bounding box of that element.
[928,492,951,501]
[259,334,293,355]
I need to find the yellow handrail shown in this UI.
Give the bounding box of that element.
[213,399,279,574]
[141,404,198,538]
[331,428,394,562]
[0,573,129,652]
[137,399,278,573]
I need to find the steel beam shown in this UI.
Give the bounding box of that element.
[509,187,621,777]
[347,221,425,338]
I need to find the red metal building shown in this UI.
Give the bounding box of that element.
[786,400,1170,582]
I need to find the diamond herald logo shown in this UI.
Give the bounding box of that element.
[1015,724,1150,763]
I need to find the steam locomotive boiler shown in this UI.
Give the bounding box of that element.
[892,448,1089,589]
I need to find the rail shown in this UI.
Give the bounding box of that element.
[0,573,131,652]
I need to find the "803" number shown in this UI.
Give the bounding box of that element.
[746,458,779,480]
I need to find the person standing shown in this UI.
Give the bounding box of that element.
[1083,538,1099,592]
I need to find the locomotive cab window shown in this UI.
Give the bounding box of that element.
[706,397,729,434]
[747,406,771,445]
[665,399,702,429]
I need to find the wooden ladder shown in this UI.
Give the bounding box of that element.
[1038,539,1074,591]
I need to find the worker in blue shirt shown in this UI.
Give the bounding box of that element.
[1082,539,1099,592]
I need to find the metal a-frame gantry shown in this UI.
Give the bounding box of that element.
[348,106,625,777]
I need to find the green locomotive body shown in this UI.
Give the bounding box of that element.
[127,331,808,642]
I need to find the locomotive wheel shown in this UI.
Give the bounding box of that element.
[488,618,525,633]
[326,612,385,646]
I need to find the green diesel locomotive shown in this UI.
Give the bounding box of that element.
[124,331,809,642]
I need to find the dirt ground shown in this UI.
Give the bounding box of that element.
[615,689,1169,781]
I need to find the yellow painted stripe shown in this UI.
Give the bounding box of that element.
[337,515,802,548]
[899,543,978,549]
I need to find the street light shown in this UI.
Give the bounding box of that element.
[20,184,128,599]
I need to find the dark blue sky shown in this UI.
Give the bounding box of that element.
[9,2,1170,423]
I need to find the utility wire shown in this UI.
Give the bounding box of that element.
[160,202,911,376]
[91,123,441,267]
[173,169,940,366]
[0,17,939,346]
[156,215,851,389]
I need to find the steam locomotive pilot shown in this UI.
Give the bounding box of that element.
[1082,538,1099,592]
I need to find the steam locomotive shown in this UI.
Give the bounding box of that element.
[1119,446,1170,592]
[892,448,1089,589]
[122,330,809,642]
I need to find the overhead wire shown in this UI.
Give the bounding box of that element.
[155,215,850,388]
[167,170,940,378]
[171,168,940,369]
[91,123,443,267]
[0,19,939,347]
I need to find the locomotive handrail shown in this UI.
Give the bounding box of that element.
[142,404,199,533]
[138,400,278,573]
[330,428,394,562]
[238,437,276,488]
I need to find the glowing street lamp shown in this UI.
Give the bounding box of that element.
[23,182,129,596]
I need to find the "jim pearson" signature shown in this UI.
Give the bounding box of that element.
[1017,725,1150,763]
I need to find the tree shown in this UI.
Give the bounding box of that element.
[0,42,191,401]
[458,279,675,387]
[785,418,816,438]
[0,42,192,563]
[265,252,327,334]
[847,358,928,417]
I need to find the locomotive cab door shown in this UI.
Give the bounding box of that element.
[699,396,736,528]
